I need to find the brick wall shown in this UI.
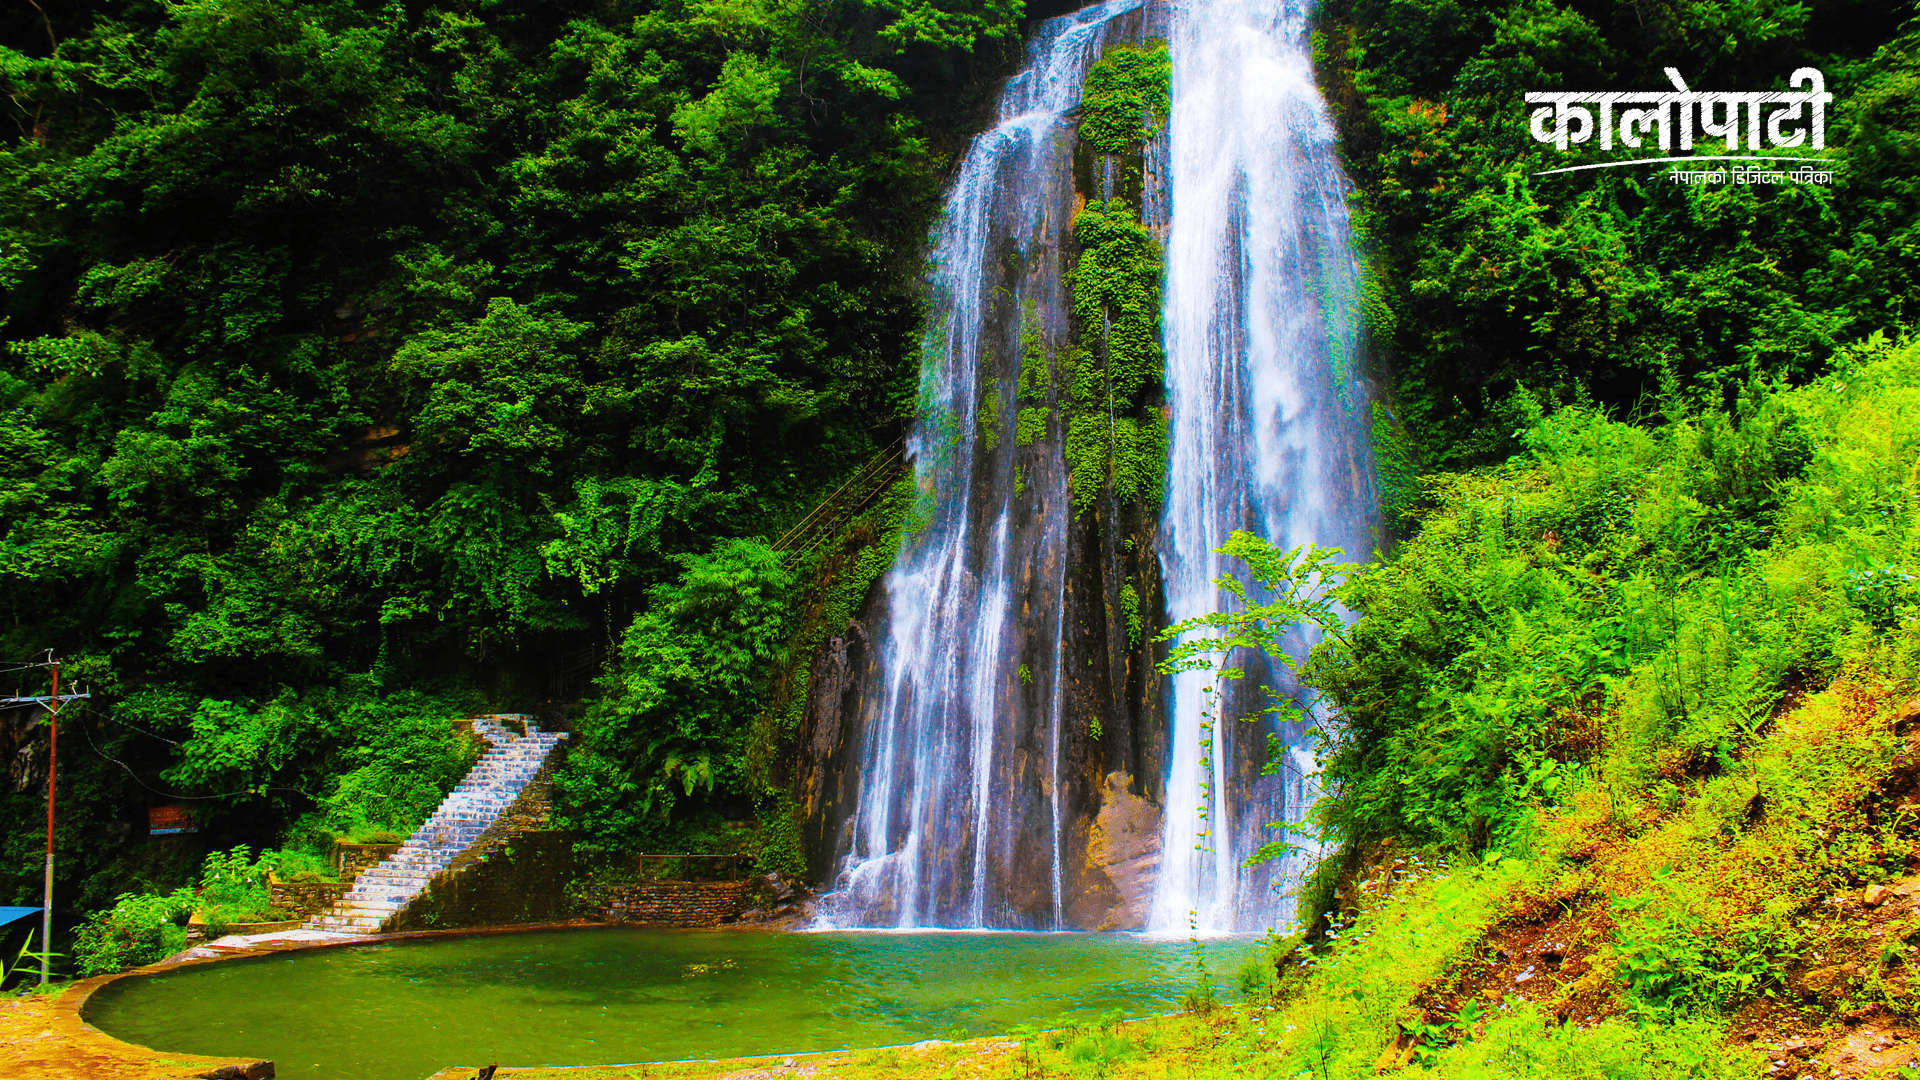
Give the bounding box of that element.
[267,874,349,917]
[591,880,754,927]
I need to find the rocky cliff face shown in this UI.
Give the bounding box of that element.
[794,0,1176,930]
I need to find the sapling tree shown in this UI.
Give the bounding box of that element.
[1155,531,1351,868]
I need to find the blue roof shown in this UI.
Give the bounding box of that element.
[0,907,42,927]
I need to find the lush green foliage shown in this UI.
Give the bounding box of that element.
[1078,42,1169,154]
[1064,196,1167,517]
[1609,868,1777,1021]
[1428,1007,1755,1079]
[1158,533,1348,690]
[116,687,475,853]
[1053,47,1173,520]
[1308,336,1920,849]
[1155,533,1349,866]
[1321,0,1920,468]
[555,539,791,854]
[70,843,287,973]
[1164,334,1920,1048]
[192,844,280,930]
[72,888,193,977]
[0,0,1022,910]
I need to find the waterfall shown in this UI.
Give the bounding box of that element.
[816,0,1146,929]
[814,0,1376,933]
[1147,0,1377,935]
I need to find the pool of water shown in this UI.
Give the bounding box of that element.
[85,928,1237,1080]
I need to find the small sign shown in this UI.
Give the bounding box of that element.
[148,805,196,835]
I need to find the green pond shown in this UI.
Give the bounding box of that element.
[85,928,1241,1080]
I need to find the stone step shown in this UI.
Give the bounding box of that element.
[308,722,565,934]
[370,865,448,879]
[358,866,439,879]
[352,878,432,893]
[357,876,437,890]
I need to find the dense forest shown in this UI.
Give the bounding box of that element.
[0,0,1051,917]
[1318,0,1920,477]
[5,0,1920,1047]
[1296,0,1920,882]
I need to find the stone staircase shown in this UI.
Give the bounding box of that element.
[303,716,567,934]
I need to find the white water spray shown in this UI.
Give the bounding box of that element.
[1147,0,1377,935]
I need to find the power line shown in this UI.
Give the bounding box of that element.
[87,708,180,747]
[71,704,322,803]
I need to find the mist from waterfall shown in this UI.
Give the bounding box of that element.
[1146,0,1378,935]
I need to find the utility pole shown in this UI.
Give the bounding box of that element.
[41,657,58,983]
[41,659,57,987]
[0,658,89,987]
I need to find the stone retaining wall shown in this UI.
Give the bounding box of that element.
[333,841,403,882]
[592,880,753,926]
[267,874,349,917]
[384,830,576,933]
[185,915,305,943]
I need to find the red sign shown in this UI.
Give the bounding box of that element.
[148,805,196,835]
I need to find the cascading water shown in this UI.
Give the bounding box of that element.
[816,0,1147,929]
[815,0,1375,933]
[1147,0,1378,935]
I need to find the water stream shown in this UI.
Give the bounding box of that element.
[818,0,1145,929]
[822,0,1374,933]
[1147,0,1377,935]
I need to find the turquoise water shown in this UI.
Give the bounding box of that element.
[84,928,1233,1080]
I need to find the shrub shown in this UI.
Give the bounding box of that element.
[194,846,279,932]
[555,538,791,854]
[1611,869,1782,1019]
[73,890,193,976]
[1430,1005,1760,1079]
[263,848,336,883]
[1308,337,1920,855]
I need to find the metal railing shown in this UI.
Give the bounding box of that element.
[771,440,908,568]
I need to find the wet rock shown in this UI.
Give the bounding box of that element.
[1865,884,1893,906]
[1080,773,1163,930]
